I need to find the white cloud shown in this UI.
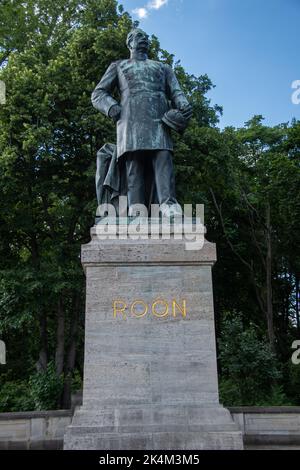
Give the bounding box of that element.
[133,7,149,19]
[132,0,168,19]
[148,0,168,9]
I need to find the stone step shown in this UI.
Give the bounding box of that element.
[64,429,243,450]
[71,405,238,428]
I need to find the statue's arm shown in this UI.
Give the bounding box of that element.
[91,62,119,117]
[165,65,192,117]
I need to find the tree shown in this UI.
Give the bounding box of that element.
[0,0,132,409]
[0,0,222,410]
[0,0,299,410]
[218,315,289,406]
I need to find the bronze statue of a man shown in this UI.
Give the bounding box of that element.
[91,28,192,216]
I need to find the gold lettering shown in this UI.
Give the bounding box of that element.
[172,299,187,318]
[131,300,148,318]
[152,299,169,318]
[113,300,127,319]
[113,299,187,319]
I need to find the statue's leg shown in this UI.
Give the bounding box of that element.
[125,151,146,213]
[151,150,177,205]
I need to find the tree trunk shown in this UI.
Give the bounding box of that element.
[266,202,275,351]
[55,296,65,376]
[209,187,276,351]
[62,293,80,409]
[36,312,48,372]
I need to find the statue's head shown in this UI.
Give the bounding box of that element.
[126,28,149,53]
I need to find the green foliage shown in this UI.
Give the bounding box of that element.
[0,0,299,411]
[28,362,64,410]
[0,363,64,411]
[0,0,132,410]
[284,362,300,405]
[218,316,290,405]
[0,378,34,412]
[71,368,83,393]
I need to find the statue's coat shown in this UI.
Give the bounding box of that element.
[91,59,189,159]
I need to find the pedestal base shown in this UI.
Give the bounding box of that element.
[64,404,242,450]
[64,225,243,450]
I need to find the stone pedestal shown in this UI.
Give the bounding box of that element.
[64,224,243,449]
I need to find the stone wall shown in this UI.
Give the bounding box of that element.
[0,410,72,450]
[230,407,300,449]
[0,407,300,449]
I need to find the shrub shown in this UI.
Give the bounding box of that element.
[218,315,290,406]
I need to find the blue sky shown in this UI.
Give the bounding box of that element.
[120,0,300,128]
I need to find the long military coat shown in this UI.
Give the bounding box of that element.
[91,58,189,159]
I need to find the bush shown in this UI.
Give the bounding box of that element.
[29,362,64,410]
[284,362,300,405]
[218,315,290,406]
[0,363,63,412]
[0,378,35,411]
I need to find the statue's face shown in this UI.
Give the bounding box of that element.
[129,29,149,53]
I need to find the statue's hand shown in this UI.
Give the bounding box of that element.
[109,104,122,123]
[180,104,193,121]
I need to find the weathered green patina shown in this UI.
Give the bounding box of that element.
[91,29,192,214]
